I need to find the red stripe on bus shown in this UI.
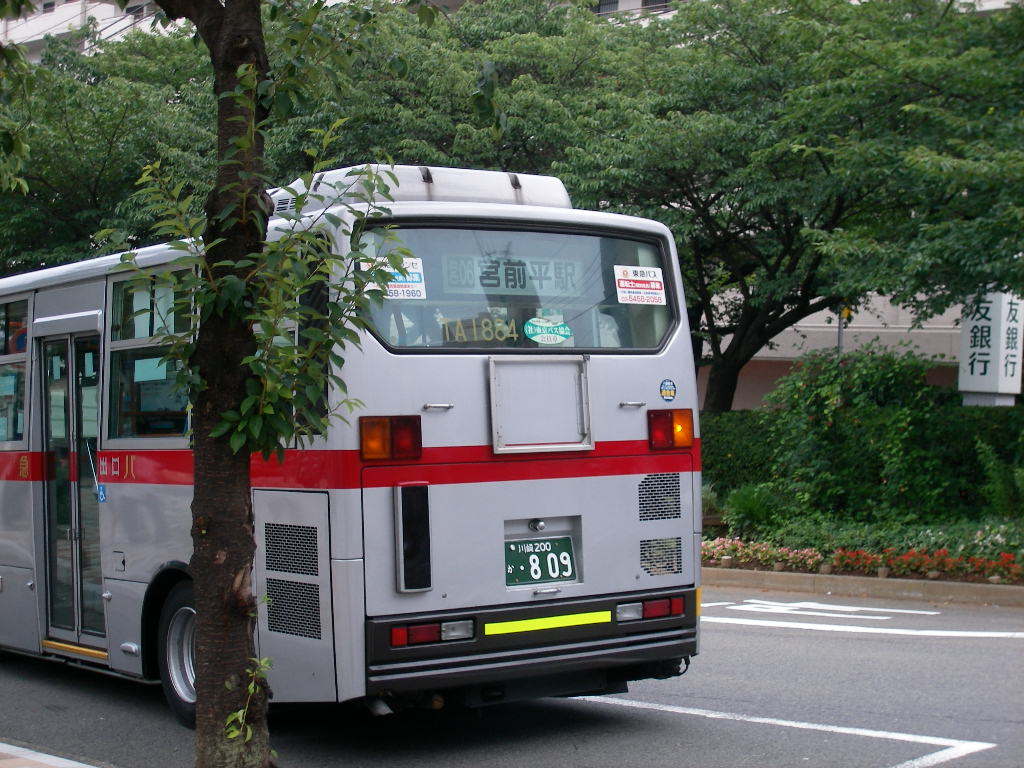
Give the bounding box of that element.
[360,452,694,487]
[0,451,46,481]
[3,439,701,488]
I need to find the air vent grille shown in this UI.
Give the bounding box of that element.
[639,473,681,521]
[265,523,318,576]
[640,537,683,576]
[266,578,321,639]
[275,196,296,212]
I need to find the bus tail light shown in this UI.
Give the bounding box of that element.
[647,409,694,450]
[407,623,441,644]
[391,416,423,460]
[616,596,685,622]
[390,619,475,647]
[360,415,422,460]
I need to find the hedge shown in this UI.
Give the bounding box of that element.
[701,404,1024,518]
[699,410,775,494]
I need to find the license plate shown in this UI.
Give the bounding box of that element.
[505,536,576,586]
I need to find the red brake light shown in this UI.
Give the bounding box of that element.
[670,596,684,616]
[642,598,672,619]
[407,623,441,645]
[647,409,694,450]
[647,410,674,450]
[390,626,408,647]
[391,415,423,460]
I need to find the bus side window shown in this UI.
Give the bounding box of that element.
[107,281,188,439]
[0,299,28,443]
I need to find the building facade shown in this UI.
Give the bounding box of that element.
[1,0,154,62]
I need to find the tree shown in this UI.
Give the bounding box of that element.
[554,0,901,410]
[0,32,214,275]
[104,2,481,766]
[788,0,1024,313]
[0,0,38,192]
[557,0,1024,410]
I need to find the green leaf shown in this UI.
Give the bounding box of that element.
[229,430,247,455]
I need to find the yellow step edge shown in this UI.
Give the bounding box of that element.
[484,610,612,636]
[42,639,108,661]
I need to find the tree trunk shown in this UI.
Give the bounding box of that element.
[183,0,273,766]
[703,359,743,412]
[191,314,268,768]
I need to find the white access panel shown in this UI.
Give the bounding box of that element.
[489,355,593,453]
[253,490,336,702]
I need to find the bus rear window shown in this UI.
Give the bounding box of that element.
[361,228,674,351]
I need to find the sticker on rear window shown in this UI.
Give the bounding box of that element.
[614,265,666,305]
[524,317,573,345]
[385,257,427,300]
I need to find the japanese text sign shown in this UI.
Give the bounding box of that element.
[958,292,1023,395]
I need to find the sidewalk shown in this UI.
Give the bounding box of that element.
[0,742,103,768]
[703,566,1024,607]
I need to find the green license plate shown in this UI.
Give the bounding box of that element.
[505,536,577,586]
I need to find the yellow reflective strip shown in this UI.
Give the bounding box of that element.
[695,587,702,617]
[42,639,108,661]
[484,610,612,636]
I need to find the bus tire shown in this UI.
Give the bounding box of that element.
[157,581,196,728]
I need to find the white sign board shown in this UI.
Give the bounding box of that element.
[613,265,666,305]
[958,292,1023,395]
[384,257,427,300]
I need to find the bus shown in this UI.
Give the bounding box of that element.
[0,165,701,724]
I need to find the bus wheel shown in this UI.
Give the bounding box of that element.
[158,581,196,728]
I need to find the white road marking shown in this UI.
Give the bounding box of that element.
[700,601,734,608]
[0,741,100,768]
[742,599,941,615]
[702,615,1024,638]
[729,604,892,620]
[583,696,997,768]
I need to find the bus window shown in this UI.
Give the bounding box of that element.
[0,362,24,441]
[111,281,188,341]
[360,228,674,352]
[108,348,187,438]
[107,279,188,439]
[0,300,27,355]
[0,299,27,442]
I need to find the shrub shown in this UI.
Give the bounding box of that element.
[978,438,1024,516]
[722,483,783,539]
[701,482,726,525]
[700,410,774,493]
[765,343,951,520]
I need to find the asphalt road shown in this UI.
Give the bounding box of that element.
[2,585,1022,768]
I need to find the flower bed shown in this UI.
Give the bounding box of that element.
[702,537,1023,584]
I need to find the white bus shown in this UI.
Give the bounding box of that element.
[0,165,701,724]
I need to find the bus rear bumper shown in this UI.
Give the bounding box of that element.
[365,588,698,702]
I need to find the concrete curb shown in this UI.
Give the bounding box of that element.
[702,566,1024,607]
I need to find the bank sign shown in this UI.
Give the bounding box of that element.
[958,292,1024,395]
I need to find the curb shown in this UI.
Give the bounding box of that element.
[702,566,1024,607]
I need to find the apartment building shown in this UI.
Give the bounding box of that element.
[0,0,155,61]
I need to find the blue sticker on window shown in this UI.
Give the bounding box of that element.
[659,379,677,402]
[97,484,107,503]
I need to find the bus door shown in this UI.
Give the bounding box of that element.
[40,334,104,648]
